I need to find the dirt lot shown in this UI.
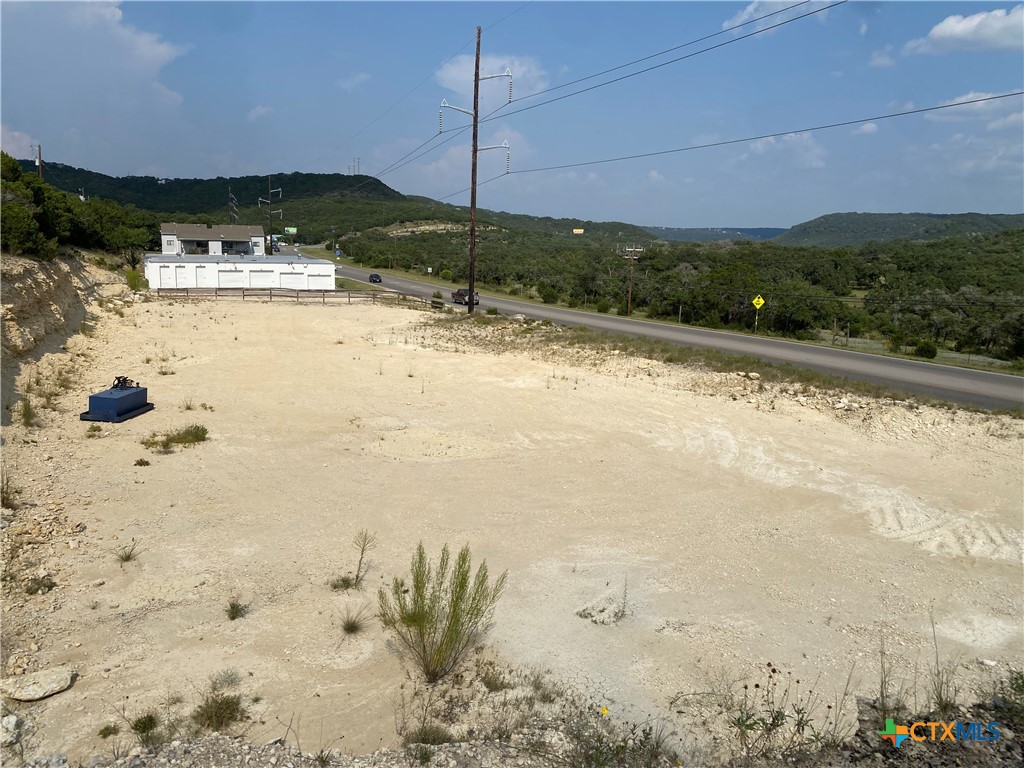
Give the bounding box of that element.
[1,289,1022,761]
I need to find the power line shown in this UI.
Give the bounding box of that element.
[478,0,847,126]
[436,91,1023,201]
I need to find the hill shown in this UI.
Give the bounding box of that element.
[773,212,1024,247]
[643,226,788,242]
[17,160,404,215]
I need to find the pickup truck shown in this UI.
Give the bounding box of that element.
[451,288,480,305]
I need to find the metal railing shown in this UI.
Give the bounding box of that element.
[153,287,430,307]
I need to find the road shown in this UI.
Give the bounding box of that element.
[327,261,1023,411]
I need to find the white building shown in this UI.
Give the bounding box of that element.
[160,223,267,257]
[146,224,336,290]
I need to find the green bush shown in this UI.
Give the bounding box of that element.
[539,285,560,304]
[913,339,938,359]
[378,542,507,682]
[595,298,612,314]
[439,269,453,282]
[125,268,147,292]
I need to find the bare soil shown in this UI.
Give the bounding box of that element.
[1,286,1021,763]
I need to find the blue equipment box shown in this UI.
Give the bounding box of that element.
[80,385,154,423]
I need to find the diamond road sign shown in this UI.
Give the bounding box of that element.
[752,295,765,309]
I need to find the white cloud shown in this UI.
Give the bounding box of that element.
[904,5,1024,54]
[1,125,37,158]
[747,132,826,169]
[648,170,667,184]
[870,45,895,67]
[988,111,1024,131]
[853,123,878,135]
[722,1,832,33]
[436,54,547,114]
[831,70,844,79]
[924,91,1011,122]
[69,2,186,71]
[336,73,370,92]
[247,105,271,123]
[859,20,868,36]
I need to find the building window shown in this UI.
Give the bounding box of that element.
[165,239,174,246]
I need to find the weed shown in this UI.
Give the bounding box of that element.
[330,575,355,591]
[928,615,960,717]
[226,599,249,620]
[1,469,19,509]
[404,722,454,745]
[477,659,513,692]
[352,528,378,588]
[23,575,57,595]
[157,364,175,376]
[141,424,208,452]
[98,724,120,739]
[209,668,242,692]
[341,604,371,635]
[378,542,508,682]
[143,356,152,364]
[988,667,1024,722]
[191,691,245,731]
[114,538,142,566]
[200,402,214,411]
[529,670,559,704]
[407,744,433,765]
[877,638,911,721]
[20,398,36,427]
[181,398,195,411]
[134,458,151,467]
[86,424,103,438]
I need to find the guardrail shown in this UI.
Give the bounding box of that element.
[153,287,430,307]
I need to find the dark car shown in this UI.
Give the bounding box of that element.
[368,273,383,283]
[451,288,479,305]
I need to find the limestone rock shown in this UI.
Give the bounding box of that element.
[0,666,75,701]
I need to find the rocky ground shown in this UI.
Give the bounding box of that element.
[2,255,1022,767]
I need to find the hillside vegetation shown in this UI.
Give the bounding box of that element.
[774,211,1024,247]
[5,152,1022,362]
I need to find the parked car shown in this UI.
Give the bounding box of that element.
[451,287,479,305]
[368,273,383,283]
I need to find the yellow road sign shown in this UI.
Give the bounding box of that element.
[752,295,765,310]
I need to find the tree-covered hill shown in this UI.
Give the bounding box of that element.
[643,226,788,242]
[17,160,403,215]
[773,212,1024,247]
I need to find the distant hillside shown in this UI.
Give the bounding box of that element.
[18,161,403,215]
[773,212,1024,247]
[643,226,787,242]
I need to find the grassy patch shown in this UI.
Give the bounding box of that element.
[86,424,103,438]
[226,599,249,621]
[404,722,455,746]
[97,724,120,739]
[191,691,245,731]
[114,538,142,566]
[141,424,208,452]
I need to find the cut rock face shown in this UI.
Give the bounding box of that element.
[0,667,76,701]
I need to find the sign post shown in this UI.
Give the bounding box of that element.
[752,294,765,334]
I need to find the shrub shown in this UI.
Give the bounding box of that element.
[539,285,560,304]
[439,269,453,282]
[486,306,499,316]
[115,538,142,565]
[330,575,355,591]
[141,424,208,451]
[226,600,248,620]
[191,692,244,731]
[20,398,36,427]
[341,604,370,635]
[1,469,19,509]
[125,268,147,292]
[913,339,938,359]
[594,298,612,314]
[378,542,507,682]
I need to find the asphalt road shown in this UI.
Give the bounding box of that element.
[330,261,1023,411]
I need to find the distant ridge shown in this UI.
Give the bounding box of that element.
[643,226,787,242]
[17,160,403,214]
[772,212,1024,247]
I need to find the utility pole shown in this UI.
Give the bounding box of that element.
[622,245,643,315]
[33,144,43,179]
[330,225,337,257]
[439,29,512,314]
[258,177,282,252]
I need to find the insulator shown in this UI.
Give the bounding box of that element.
[438,110,443,134]
[506,152,511,174]
[508,79,513,103]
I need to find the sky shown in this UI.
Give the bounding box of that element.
[1,1,1022,228]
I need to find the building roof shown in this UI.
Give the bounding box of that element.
[161,223,265,240]
[145,254,334,266]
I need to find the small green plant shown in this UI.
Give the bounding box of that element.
[98,723,120,739]
[378,542,508,682]
[141,424,208,452]
[20,397,36,427]
[86,424,103,438]
[226,599,248,620]
[341,604,370,635]
[913,339,938,359]
[330,575,355,591]
[1,469,19,509]
[404,722,454,745]
[125,268,147,292]
[23,575,57,595]
[209,668,241,692]
[114,538,142,566]
[191,691,245,731]
[477,660,513,692]
[486,306,499,316]
[181,398,195,411]
[134,458,151,466]
[352,528,378,588]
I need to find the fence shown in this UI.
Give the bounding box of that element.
[152,287,430,308]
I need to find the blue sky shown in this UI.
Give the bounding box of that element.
[2,1,1021,227]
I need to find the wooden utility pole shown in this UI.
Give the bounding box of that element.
[467,26,482,315]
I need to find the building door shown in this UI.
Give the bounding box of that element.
[195,265,214,288]
[175,265,188,288]
[218,270,244,288]
[159,265,174,288]
[280,272,304,290]
[249,270,274,288]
